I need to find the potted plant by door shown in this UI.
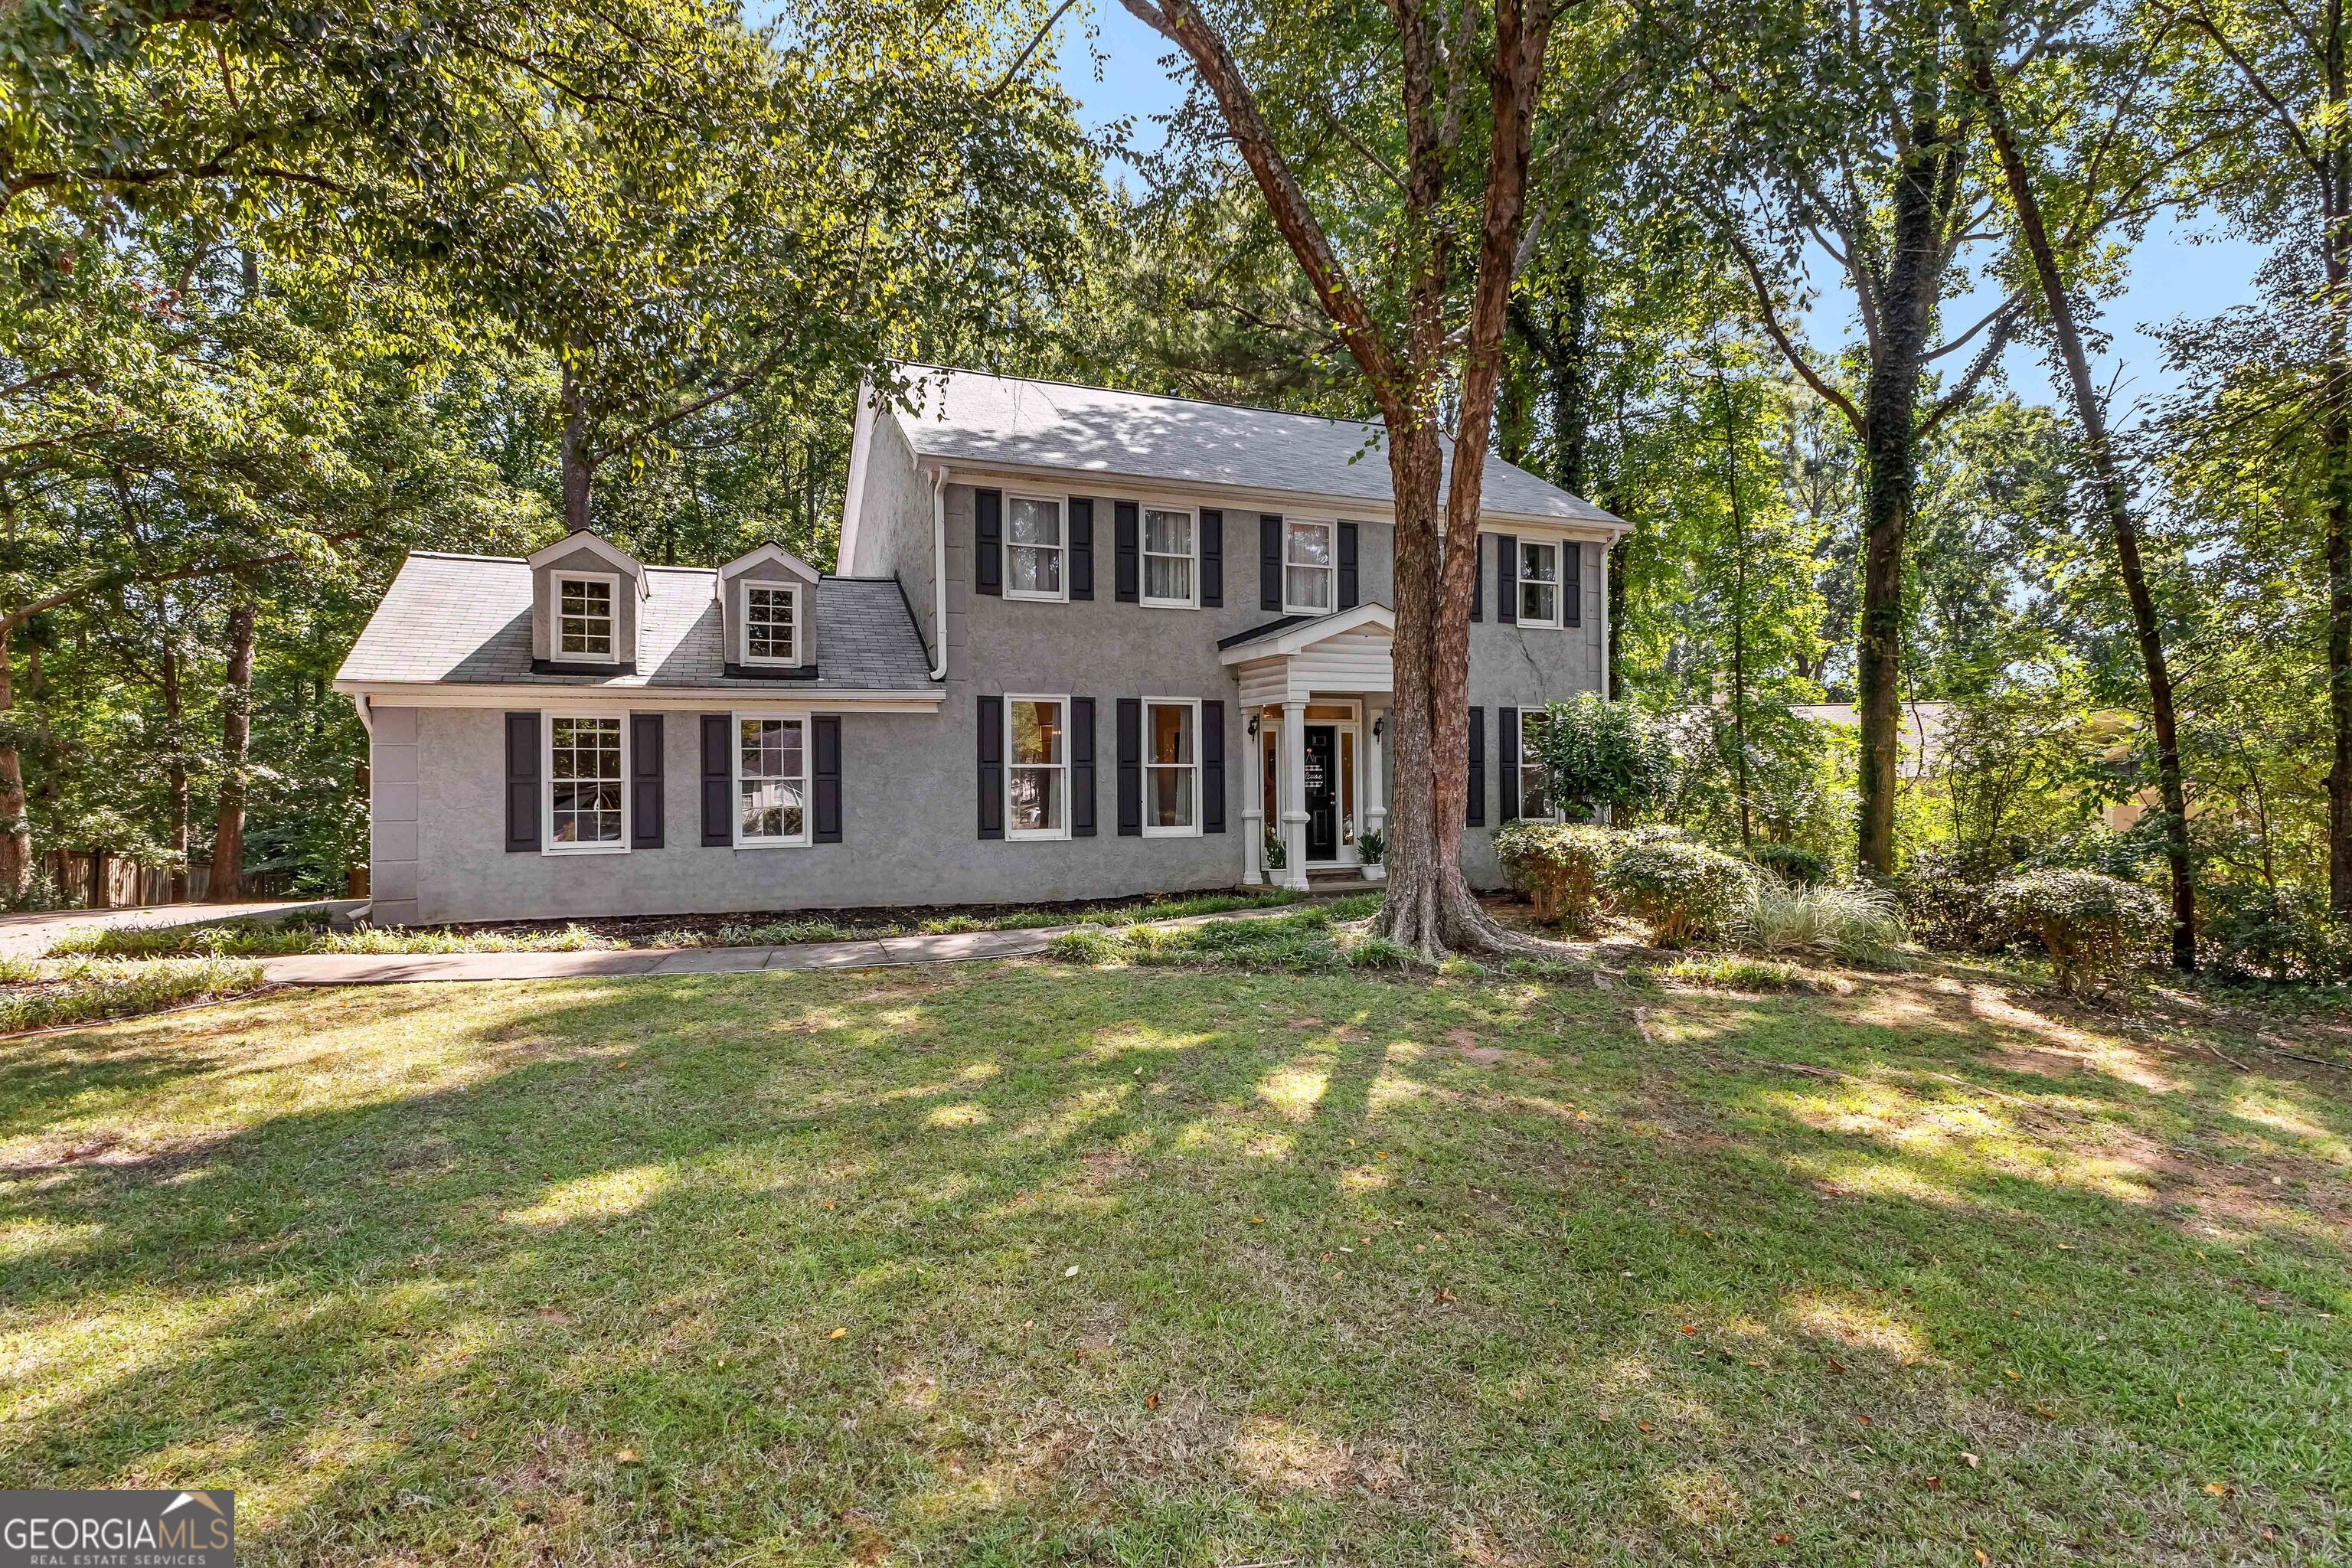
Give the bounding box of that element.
[1358,826,1386,882]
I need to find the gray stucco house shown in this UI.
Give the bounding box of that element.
[334,368,1628,925]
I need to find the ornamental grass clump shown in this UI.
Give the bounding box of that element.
[1606,838,1756,948]
[1989,868,2166,993]
[1736,877,1909,960]
[1492,821,1617,934]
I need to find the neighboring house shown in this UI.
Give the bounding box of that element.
[334,368,1628,924]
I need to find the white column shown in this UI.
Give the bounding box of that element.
[1242,707,1266,884]
[1364,707,1387,881]
[1278,698,1311,890]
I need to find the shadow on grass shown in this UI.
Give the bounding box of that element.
[0,961,2344,1565]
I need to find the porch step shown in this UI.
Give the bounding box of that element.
[1303,870,1382,896]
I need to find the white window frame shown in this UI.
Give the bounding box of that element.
[1283,518,1337,616]
[1140,503,1198,609]
[551,571,620,663]
[733,711,812,848]
[1516,539,1563,629]
[1516,708,1560,822]
[738,580,802,667]
[542,709,629,855]
[1004,495,1068,603]
[1141,696,1202,838]
[1004,693,1071,841]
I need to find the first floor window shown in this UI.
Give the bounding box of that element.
[1518,541,1560,626]
[1008,697,1067,837]
[1519,709,1555,821]
[1145,699,1197,833]
[1008,497,1064,598]
[1285,520,1334,613]
[1144,506,1195,605]
[549,716,625,847]
[743,583,798,664]
[557,575,615,658]
[739,717,808,843]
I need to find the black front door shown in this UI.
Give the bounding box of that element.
[1304,725,1338,861]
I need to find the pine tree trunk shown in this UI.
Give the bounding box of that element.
[560,349,594,534]
[165,640,189,903]
[0,625,28,900]
[207,593,257,903]
[2324,41,2352,915]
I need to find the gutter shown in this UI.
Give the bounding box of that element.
[350,691,374,740]
[929,465,949,681]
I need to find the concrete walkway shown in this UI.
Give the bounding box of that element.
[1,898,364,958]
[260,924,1066,985]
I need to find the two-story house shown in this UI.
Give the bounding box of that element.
[333,368,1626,924]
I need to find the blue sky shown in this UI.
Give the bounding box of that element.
[1049,2,2265,419]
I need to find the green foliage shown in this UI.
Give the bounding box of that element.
[1492,821,1618,933]
[1988,870,2168,993]
[1356,826,1385,867]
[1606,838,1756,948]
[0,958,266,1034]
[1523,694,1676,821]
[1054,910,1344,972]
[1658,954,1817,991]
[1734,877,1907,961]
[2200,884,2352,985]
[1748,841,1828,887]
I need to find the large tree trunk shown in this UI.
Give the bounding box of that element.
[207,592,257,903]
[2324,61,2352,916]
[164,638,189,903]
[0,624,28,900]
[1854,90,1948,877]
[560,349,595,534]
[1968,17,2198,969]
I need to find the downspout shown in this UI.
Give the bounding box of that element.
[1596,536,1612,701]
[351,691,374,740]
[930,466,949,681]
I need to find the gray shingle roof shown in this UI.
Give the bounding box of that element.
[335,554,936,692]
[890,367,1623,527]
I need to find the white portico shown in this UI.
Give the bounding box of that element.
[1219,603,1393,890]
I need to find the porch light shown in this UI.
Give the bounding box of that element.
[1247,714,1260,738]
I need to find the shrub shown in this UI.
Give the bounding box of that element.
[1749,842,1828,887]
[1736,877,1908,959]
[1988,869,2167,992]
[1661,953,1816,991]
[1522,694,1677,820]
[1492,821,1617,933]
[1605,838,1756,948]
[1894,848,2006,953]
[0,958,267,1034]
[2201,884,2352,983]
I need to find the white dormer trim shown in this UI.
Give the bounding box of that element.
[528,530,648,595]
[718,542,820,586]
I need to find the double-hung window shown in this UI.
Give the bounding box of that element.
[554,573,617,661]
[1006,696,1068,838]
[547,714,626,851]
[1006,497,1066,600]
[741,583,799,665]
[1143,698,1198,835]
[737,716,808,845]
[1517,541,1561,627]
[1142,506,1195,607]
[1517,709,1557,822]
[1285,520,1335,614]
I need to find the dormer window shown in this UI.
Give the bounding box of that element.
[742,582,799,665]
[555,573,618,661]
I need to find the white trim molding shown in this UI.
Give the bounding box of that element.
[1004,691,1072,841]
[737,580,803,668]
[731,710,813,848]
[1140,695,1203,838]
[542,708,629,855]
[550,570,622,663]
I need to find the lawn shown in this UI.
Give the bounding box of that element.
[0,949,2344,1565]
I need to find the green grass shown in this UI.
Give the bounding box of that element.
[0,958,266,1035]
[1661,953,1831,992]
[2,959,2344,1563]
[45,890,1308,959]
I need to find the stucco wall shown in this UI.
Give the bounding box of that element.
[848,413,937,656]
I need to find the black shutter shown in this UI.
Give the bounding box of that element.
[1260,514,1283,609]
[1497,532,1517,624]
[975,488,1003,596]
[1498,706,1520,822]
[630,712,664,848]
[1200,508,1223,606]
[1467,707,1486,826]
[812,714,842,843]
[1069,498,1095,600]
[505,712,540,852]
[1115,500,1140,603]
[1338,522,1359,610]
[1203,700,1226,833]
[1116,697,1142,836]
[1072,698,1097,837]
[978,695,1004,839]
[700,714,732,845]
[1471,534,1484,622]
[1564,540,1583,626]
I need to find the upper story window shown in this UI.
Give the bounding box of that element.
[1517,708,1557,822]
[1517,541,1561,627]
[742,583,799,665]
[1007,497,1065,600]
[555,573,616,661]
[1007,695,1068,838]
[547,715,626,851]
[1285,520,1334,614]
[1145,697,1198,835]
[737,716,808,845]
[1143,506,1195,607]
